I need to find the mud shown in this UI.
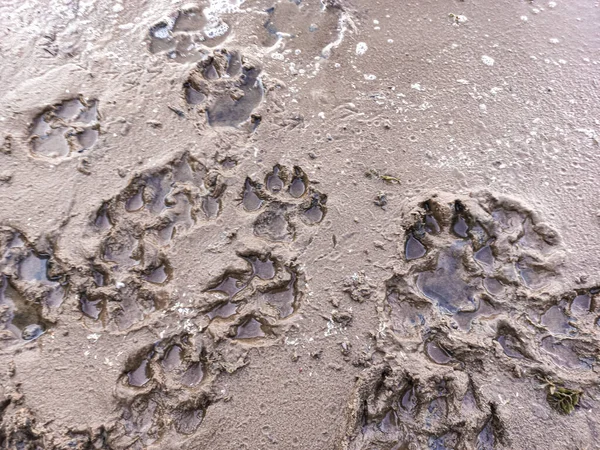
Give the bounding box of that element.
[1,0,600,449]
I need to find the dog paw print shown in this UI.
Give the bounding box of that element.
[184,49,264,128]
[0,227,67,344]
[203,253,302,342]
[148,4,233,63]
[340,366,504,450]
[239,164,327,242]
[112,334,214,447]
[376,192,598,428]
[81,153,227,330]
[28,97,99,158]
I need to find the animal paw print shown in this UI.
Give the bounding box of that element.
[380,192,598,421]
[340,366,503,450]
[0,227,67,344]
[240,164,327,242]
[28,97,99,158]
[82,153,227,330]
[112,333,214,447]
[148,4,234,63]
[203,253,301,342]
[184,49,264,128]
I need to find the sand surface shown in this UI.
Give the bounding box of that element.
[1,0,600,449]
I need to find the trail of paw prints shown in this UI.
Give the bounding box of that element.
[28,96,99,159]
[0,227,67,346]
[184,50,264,128]
[80,153,228,332]
[239,164,327,242]
[107,164,326,443]
[337,366,504,450]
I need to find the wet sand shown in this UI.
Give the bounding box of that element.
[1,0,600,449]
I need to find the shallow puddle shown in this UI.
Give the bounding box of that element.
[144,264,170,285]
[261,269,297,318]
[540,304,576,335]
[162,345,183,371]
[181,362,204,387]
[80,294,103,320]
[207,300,238,320]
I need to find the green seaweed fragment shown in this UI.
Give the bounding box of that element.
[541,378,582,415]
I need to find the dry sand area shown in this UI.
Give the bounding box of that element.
[1,0,600,448]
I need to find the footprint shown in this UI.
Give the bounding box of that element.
[203,253,301,342]
[0,227,67,344]
[81,153,227,331]
[28,96,99,159]
[339,366,502,450]
[111,333,216,448]
[184,49,264,128]
[239,164,327,242]
[260,0,343,54]
[147,4,232,63]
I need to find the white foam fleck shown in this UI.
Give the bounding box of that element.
[355,42,368,56]
[364,74,377,80]
[481,55,495,66]
[203,0,245,39]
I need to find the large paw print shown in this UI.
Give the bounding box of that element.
[0,227,67,344]
[28,97,99,159]
[81,153,227,330]
[203,253,301,342]
[374,192,599,429]
[239,164,327,242]
[184,49,264,128]
[111,333,215,448]
[340,366,502,450]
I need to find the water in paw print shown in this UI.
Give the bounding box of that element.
[416,241,478,314]
[266,165,285,193]
[244,255,276,280]
[128,357,151,387]
[242,178,264,212]
[405,234,426,261]
[206,66,264,127]
[235,316,269,339]
[30,98,99,158]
